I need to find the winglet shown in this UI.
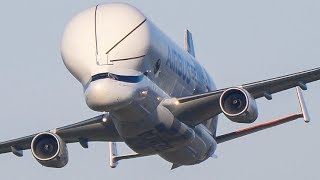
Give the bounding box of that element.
[296,87,310,123]
[184,29,196,57]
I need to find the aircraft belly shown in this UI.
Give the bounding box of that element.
[111,104,196,154]
[106,75,218,164]
[110,87,196,154]
[159,125,217,165]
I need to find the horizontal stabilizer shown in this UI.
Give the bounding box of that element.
[216,113,303,144]
[113,153,154,162]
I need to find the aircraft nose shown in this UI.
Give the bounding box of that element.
[85,80,109,112]
[84,79,135,112]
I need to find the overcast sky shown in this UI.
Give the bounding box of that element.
[0,1,319,180]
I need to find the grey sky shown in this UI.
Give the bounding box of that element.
[0,0,319,179]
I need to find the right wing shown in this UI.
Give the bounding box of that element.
[0,114,122,156]
[162,67,320,126]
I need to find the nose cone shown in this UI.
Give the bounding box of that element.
[84,79,135,112]
[61,3,149,86]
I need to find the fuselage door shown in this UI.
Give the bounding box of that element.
[94,4,147,66]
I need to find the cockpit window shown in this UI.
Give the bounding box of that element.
[91,72,143,83]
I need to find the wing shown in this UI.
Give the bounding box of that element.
[0,114,122,156]
[162,67,320,126]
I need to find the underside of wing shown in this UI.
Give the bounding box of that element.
[243,67,320,98]
[0,114,122,156]
[163,67,320,126]
[161,90,225,126]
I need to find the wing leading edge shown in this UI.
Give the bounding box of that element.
[162,67,320,127]
[0,114,122,156]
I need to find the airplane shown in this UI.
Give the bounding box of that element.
[0,2,319,170]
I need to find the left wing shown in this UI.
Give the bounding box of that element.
[0,114,122,156]
[162,67,320,126]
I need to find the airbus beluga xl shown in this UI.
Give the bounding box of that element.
[0,3,319,170]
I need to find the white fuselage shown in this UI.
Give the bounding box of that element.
[61,3,218,166]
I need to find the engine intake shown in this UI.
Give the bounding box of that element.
[220,87,258,123]
[31,132,68,168]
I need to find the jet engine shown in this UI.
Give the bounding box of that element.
[31,132,68,168]
[220,87,258,123]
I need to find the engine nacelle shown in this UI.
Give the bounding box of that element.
[220,87,258,123]
[31,132,68,168]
